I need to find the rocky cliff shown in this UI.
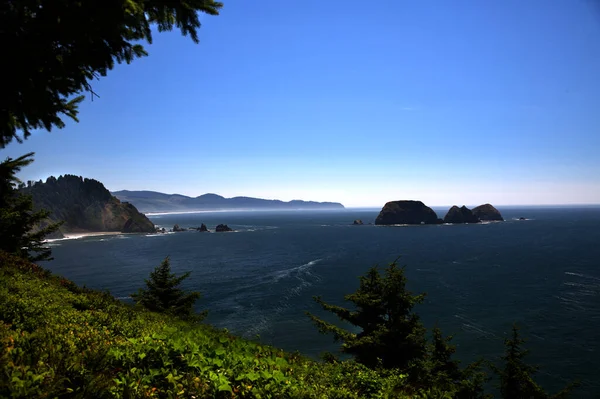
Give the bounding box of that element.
[472,204,504,221]
[21,175,155,234]
[443,206,480,224]
[375,201,442,225]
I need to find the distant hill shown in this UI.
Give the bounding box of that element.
[21,176,155,234]
[111,190,345,213]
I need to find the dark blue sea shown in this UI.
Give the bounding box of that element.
[45,207,600,397]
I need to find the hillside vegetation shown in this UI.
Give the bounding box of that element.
[0,251,423,398]
[20,175,155,234]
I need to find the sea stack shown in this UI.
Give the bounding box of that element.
[353,219,364,225]
[375,201,442,225]
[443,206,480,224]
[122,217,155,233]
[472,204,504,221]
[215,224,233,232]
[173,224,186,232]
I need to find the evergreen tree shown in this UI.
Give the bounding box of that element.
[307,260,427,370]
[414,326,489,398]
[493,325,578,399]
[0,153,61,261]
[132,257,206,321]
[1,0,222,147]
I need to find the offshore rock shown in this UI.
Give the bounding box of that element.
[443,206,480,224]
[215,224,233,232]
[173,224,186,232]
[472,204,504,221]
[375,201,441,225]
[353,219,364,225]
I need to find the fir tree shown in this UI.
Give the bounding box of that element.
[0,153,61,261]
[306,260,427,370]
[414,326,489,398]
[132,257,206,321]
[1,0,222,147]
[493,325,578,399]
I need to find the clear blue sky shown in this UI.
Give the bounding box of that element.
[4,0,600,207]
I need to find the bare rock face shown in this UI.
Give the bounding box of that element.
[375,201,442,225]
[443,206,480,224]
[215,224,233,232]
[122,216,155,233]
[472,204,504,221]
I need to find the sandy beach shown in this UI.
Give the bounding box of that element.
[45,231,128,242]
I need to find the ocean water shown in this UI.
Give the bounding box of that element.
[45,207,600,397]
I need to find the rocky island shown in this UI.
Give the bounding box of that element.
[375,201,505,226]
[443,206,481,224]
[215,224,233,232]
[172,224,186,232]
[472,204,504,221]
[375,201,442,225]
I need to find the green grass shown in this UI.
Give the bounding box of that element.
[0,252,435,398]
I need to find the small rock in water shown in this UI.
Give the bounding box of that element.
[173,224,186,232]
[215,224,233,232]
[353,219,363,225]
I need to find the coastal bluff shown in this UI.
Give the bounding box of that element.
[20,175,155,234]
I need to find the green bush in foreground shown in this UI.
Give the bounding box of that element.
[0,251,422,398]
[0,251,578,398]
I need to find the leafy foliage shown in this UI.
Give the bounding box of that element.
[0,252,580,398]
[492,325,578,399]
[307,260,427,370]
[132,257,206,321]
[0,251,421,398]
[1,0,222,147]
[0,153,61,261]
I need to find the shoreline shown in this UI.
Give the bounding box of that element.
[46,231,127,242]
[64,231,125,239]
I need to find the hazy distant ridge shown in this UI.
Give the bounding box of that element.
[111,190,345,213]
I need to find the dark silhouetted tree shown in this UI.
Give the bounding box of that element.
[307,260,427,370]
[0,153,61,261]
[412,326,489,398]
[493,325,578,399]
[1,0,222,147]
[132,257,206,321]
